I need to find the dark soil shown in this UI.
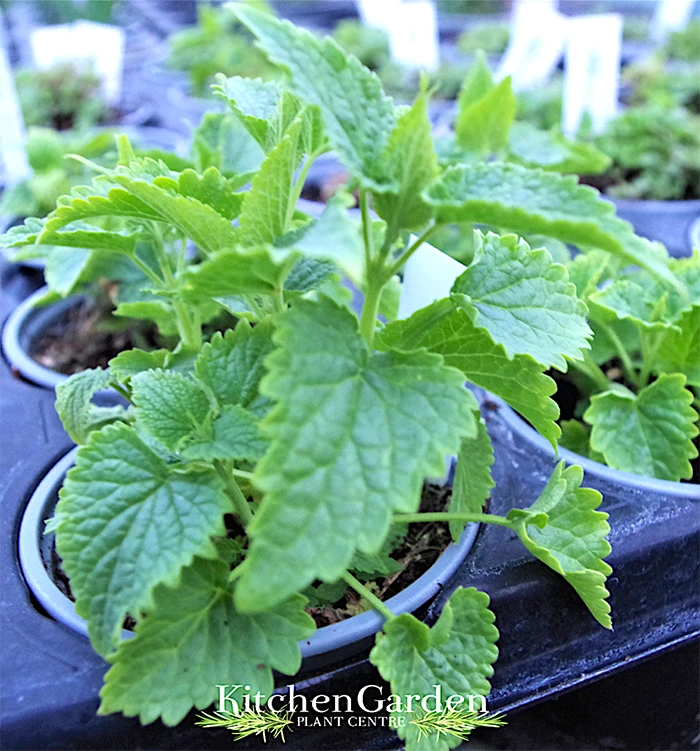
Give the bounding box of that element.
[46,482,459,630]
[30,297,165,375]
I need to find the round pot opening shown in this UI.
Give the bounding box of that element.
[495,397,700,499]
[19,449,478,666]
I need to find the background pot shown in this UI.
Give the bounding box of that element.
[19,448,479,674]
[610,196,700,258]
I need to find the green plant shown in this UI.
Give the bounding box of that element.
[623,58,700,114]
[9,10,693,747]
[332,19,392,71]
[594,104,700,200]
[457,22,509,55]
[16,62,107,131]
[560,250,699,481]
[166,2,277,98]
[664,20,700,62]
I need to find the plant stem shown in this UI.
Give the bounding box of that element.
[340,571,395,621]
[360,188,374,269]
[286,148,323,229]
[216,464,253,525]
[392,512,513,528]
[131,255,163,287]
[109,381,131,401]
[573,351,612,392]
[598,322,639,388]
[359,277,383,348]
[639,331,662,389]
[387,222,437,277]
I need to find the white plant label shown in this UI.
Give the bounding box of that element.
[0,41,31,185]
[387,1,440,71]
[498,0,566,91]
[30,21,125,104]
[562,13,622,137]
[398,241,466,320]
[651,0,696,41]
[356,0,401,30]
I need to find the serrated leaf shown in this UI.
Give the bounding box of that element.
[456,76,516,157]
[40,223,143,256]
[195,321,275,417]
[584,375,699,481]
[589,279,675,333]
[567,250,611,301]
[190,112,264,179]
[424,162,677,288]
[236,6,397,191]
[213,75,282,147]
[284,256,339,294]
[113,301,179,337]
[376,299,561,447]
[238,118,303,246]
[373,86,438,233]
[55,423,229,654]
[0,217,46,249]
[508,462,612,628]
[156,167,245,221]
[451,231,591,370]
[131,370,213,450]
[56,368,124,444]
[450,419,495,542]
[234,296,478,612]
[183,404,267,461]
[108,349,170,383]
[370,587,499,751]
[456,51,494,110]
[183,246,297,298]
[99,558,313,726]
[653,305,700,385]
[508,122,611,174]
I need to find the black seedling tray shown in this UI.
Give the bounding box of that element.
[1,259,698,750]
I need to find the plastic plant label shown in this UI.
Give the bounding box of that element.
[562,14,622,137]
[30,21,125,104]
[356,0,401,30]
[398,241,466,319]
[0,42,31,185]
[651,0,696,41]
[386,1,440,72]
[498,0,567,91]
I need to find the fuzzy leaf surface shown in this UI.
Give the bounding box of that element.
[100,558,314,726]
[55,423,229,655]
[370,587,499,751]
[653,305,700,385]
[235,297,477,611]
[584,375,699,481]
[56,368,122,444]
[183,405,267,461]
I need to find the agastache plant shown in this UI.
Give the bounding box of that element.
[8,8,695,748]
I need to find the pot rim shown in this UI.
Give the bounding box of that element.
[19,448,478,658]
[496,396,700,499]
[607,196,700,211]
[2,286,76,390]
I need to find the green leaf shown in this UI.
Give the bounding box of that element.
[100,558,314,726]
[190,112,264,179]
[653,305,700,386]
[508,122,611,174]
[131,370,213,450]
[213,75,282,147]
[44,246,93,297]
[370,587,499,751]
[451,231,591,371]
[113,301,179,337]
[236,6,397,191]
[156,167,245,221]
[40,222,144,256]
[183,404,267,461]
[56,368,125,444]
[238,118,303,246]
[584,375,699,481]
[373,86,439,232]
[455,76,516,157]
[108,349,170,383]
[424,162,677,288]
[456,51,494,110]
[287,193,364,283]
[508,462,612,628]
[566,250,612,301]
[589,279,675,333]
[195,321,276,417]
[450,418,495,542]
[235,296,477,612]
[559,419,593,458]
[55,423,229,654]
[0,217,46,249]
[376,299,561,447]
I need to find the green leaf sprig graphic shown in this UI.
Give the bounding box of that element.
[410,708,507,744]
[196,709,295,742]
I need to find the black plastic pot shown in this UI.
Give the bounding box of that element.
[610,196,700,258]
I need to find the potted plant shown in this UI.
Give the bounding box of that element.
[5,9,688,747]
[585,104,700,258]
